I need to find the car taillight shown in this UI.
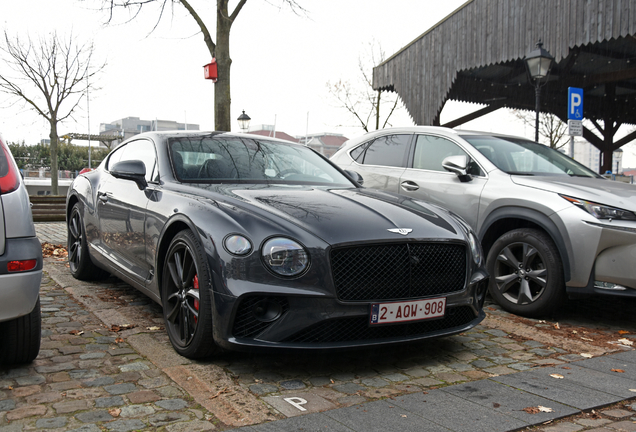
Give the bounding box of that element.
[7,259,37,272]
[0,138,20,195]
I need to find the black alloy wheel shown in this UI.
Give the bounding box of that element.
[162,230,216,359]
[487,228,565,317]
[68,203,109,281]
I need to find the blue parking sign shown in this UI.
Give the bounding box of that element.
[568,87,583,120]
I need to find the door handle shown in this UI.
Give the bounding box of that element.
[97,192,109,203]
[400,181,419,192]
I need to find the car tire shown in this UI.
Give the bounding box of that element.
[68,203,109,281]
[0,298,41,364]
[487,228,565,317]
[161,230,217,359]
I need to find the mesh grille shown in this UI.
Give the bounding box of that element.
[331,243,467,301]
[283,306,476,343]
[232,296,290,338]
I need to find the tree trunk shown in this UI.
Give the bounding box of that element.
[215,0,232,132]
[49,121,59,196]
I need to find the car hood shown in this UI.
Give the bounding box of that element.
[511,175,636,210]
[189,185,463,245]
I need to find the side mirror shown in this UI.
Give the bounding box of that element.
[442,155,472,182]
[344,169,364,186]
[111,160,148,190]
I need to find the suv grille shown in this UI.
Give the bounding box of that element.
[284,306,476,343]
[331,243,466,301]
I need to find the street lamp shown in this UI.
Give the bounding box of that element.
[613,149,623,174]
[237,110,251,133]
[524,40,554,142]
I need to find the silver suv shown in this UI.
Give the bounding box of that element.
[331,126,636,317]
[0,135,42,363]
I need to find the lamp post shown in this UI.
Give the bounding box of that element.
[613,149,623,175]
[524,40,554,142]
[237,110,251,133]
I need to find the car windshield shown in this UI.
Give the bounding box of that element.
[462,135,602,178]
[169,135,354,186]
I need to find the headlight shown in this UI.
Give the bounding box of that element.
[261,237,309,277]
[561,195,636,221]
[224,234,252,256]
[468,231,483,266]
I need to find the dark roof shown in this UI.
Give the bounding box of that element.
[373,0,636,126]
[247,130,299,143]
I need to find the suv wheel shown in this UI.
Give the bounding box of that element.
[487,228,565,317]
[68,203,109,280]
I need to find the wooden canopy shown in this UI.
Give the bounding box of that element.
[373,0,636,172]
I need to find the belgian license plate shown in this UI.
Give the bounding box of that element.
[370,297,446,325]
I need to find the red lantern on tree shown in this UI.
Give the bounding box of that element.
[203,58,218,82]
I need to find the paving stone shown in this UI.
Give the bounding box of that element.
[119,362,150,372]
[249,383,278,395]
[80,352,106,360]
[120,404,156,417]
[35,417,67,428]
[104,419,148,432]
[471,359,495,368]
[26,391,64,404]
[69,369,100,379]
[67,425,102,432]
[332,383,365,394]
[280,380,306,390]
[53,399,92,413]
[601,408,633,419]
[156,399,189,411]
[95,396,126,408]
[0,399,16,411]
[165,420,216,431]
[604,421,636,431]
[104,383,138,395]
[309,377,332,386]
[361,377,389,387]
[541,422,584,432]
[6,405,47,420]
[382,373,409,382]
[127,390,161,404]
[575,418,612,427]
[148,412,190,426]
[15,375,45,386]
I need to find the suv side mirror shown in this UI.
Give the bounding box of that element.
[442,155,472,182]
[344,169,364,186]
[111,160,148,190]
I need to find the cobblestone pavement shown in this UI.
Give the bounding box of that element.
[1,222,633,431]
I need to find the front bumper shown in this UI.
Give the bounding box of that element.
[0,237,43,322]
[210,275,488,351]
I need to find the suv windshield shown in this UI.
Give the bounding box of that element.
[169,135,354,186]
[462,135,601,178]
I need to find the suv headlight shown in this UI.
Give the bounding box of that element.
[562,195,636,221]
[261,237,309,277]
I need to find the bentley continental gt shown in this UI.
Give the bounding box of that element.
[66,131,488,358]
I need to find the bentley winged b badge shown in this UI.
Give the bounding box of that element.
[388,228,413,236]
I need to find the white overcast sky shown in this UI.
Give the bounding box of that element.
[1,0,635,167]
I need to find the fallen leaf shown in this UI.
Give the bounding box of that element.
[209,387,229,399]
[550,374,564,379]
[580,353,593,358]
[617,338,633,346]
[538,320,546,323]
[493,403,501,408]
[611,369,625,373]
[581,337,593,341]
[115,337,124,343]
[109,408,121,417]
[553,322,560,329]
[572,330,578,334]
[629,389,636,392]
[523,406,540,414]
[618,330,630,335]
[538,406,553,413]
[69,329,84,336]
[401,415,407,418]
[562,367,571,370]
[146,326,161,331]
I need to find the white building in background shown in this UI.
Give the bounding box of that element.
[572,139,623,174]
[100,117,199,147]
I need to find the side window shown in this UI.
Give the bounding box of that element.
[357,134,411,168]
[413,135,482,175]
[108,140,158,182]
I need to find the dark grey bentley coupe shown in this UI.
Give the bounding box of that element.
[66,131,488,358]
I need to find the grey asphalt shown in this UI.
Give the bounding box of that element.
[33,222,636,432]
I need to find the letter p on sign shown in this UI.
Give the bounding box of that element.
[568,87,583,120]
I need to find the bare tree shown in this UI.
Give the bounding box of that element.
[327,41,403,133]
[512,110,569,150]
[0,31,104,195]
[92,0,305,132]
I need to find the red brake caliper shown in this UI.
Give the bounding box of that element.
[193,275,200,323]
